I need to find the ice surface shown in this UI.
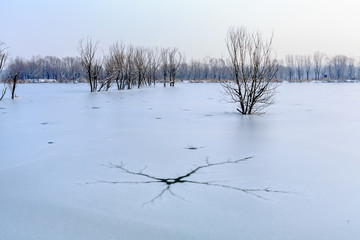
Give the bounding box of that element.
[1,82,360,239]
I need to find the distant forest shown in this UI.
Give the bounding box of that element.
[1,46,359,83]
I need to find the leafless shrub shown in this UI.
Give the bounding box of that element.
[222,26,279,114]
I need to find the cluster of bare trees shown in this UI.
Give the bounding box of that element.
[279,52,360,81]
[78,38,184,92]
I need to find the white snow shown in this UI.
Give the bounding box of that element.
[1,82,360,239]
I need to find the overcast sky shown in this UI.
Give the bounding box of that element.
[2,0,360,61]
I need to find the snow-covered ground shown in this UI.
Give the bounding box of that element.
[1,82,360,240]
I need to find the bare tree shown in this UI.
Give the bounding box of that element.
[325,56,333,80]
[99,55,115,91]
[107,42,126,90]
[78,38,100,92]
[313,51,325,80]
[295,55,304,80]
[330,55,348,80]
[0,84,5,101]
[168,48,183,86]
[347,57,355,80]
[223,26,279,115]
[133,47,148,88]
[160,47,183,87]
[202,57,210,79]
[285,55,295,80]
[0,41,7,100]
[0,42,6,73]
[125,45,135,89]
[7,58,23,99]
[356,58,360,80]
[9,73,18,99]
[147,47,161,85]
[304,55,312,80]
[161,48,169,87]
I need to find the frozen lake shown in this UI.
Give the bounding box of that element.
[1,82,360,239]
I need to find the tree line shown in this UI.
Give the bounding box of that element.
[2,50,360,86]
[2,55,83,82]
[279,53,360,81]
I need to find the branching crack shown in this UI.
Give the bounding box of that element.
[87,156,289,204]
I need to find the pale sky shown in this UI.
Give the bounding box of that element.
[2,0,360,60]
